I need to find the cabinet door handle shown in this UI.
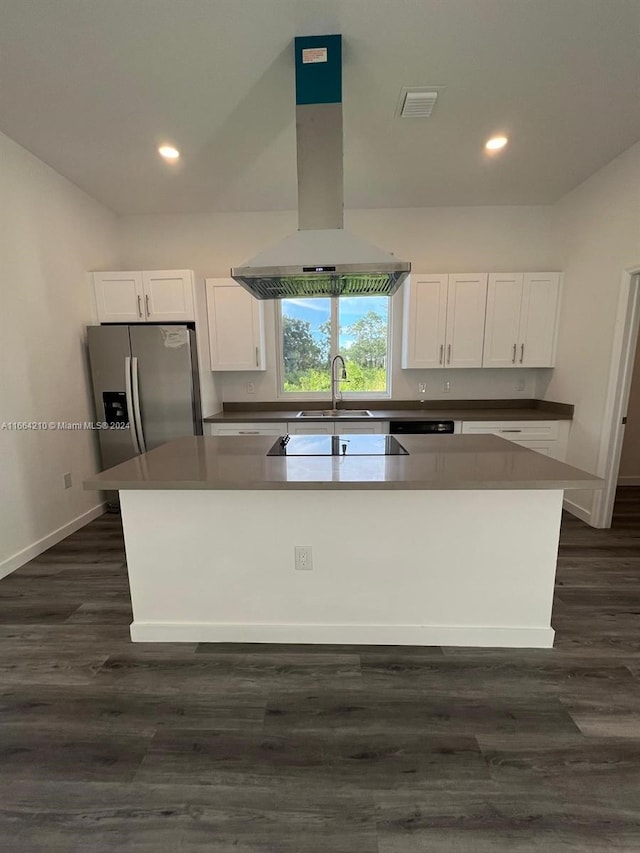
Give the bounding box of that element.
[255,347,259,367]
[239,430,259,435]
[520,343,524,364]
[137,295,143,318]
[500,429,522,433]
[145,294,151,317]
[439,344,444,365]
[447,344,451,364]
[512,344,516,364]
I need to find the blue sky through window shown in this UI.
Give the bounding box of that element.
[282,296,388,349]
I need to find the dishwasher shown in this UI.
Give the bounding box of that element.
[389,420,457,435]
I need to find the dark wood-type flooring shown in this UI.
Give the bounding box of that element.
[1,490,640,851]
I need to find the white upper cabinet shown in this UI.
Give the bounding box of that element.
[206,278,266,371]
[519,273,561,367]
[93,270,194,323]
[401,275,448,368]
[142,270,195,322]
[93,272,144,323]
[482,273,524,367]
[483,272,560,368]
[402,274,488,369]
[445,274,488,368]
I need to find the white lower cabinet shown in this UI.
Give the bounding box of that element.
[286,422,334,435]
[205,420,387,437]
[205,422,287,436]
[461,420,570,461]
[287,421,386,435]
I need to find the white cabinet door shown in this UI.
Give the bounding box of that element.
[286,422,334,435]
[206,279,265,371]
[519,273,561,367]
[335,421,384,434]
[445,274,488,368]
[93,272,144,323]
[143,270,195,322]
[401,275,448,368]
[483,273,524,367]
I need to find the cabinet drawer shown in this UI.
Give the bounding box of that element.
[509,440,554,456]
[461,420,560,440]
[206,422,287,436]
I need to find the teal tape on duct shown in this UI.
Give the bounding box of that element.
[294,34,342,105]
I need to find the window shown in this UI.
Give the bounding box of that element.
[279,296,390,395]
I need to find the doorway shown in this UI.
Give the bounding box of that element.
[592,268,640,527]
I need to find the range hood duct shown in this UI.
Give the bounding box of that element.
[231,35,410,299]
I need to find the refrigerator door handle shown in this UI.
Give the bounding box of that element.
[124,356,141,455]
[131,356,147,453]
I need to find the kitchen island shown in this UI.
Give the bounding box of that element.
[85,434,601,648]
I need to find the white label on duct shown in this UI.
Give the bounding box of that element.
[302,47,327,64]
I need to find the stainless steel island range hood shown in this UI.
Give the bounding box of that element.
[231,35,410,300]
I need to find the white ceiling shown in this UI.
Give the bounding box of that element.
[1,0,638,215]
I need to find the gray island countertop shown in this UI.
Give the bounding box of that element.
[84,434,602,491]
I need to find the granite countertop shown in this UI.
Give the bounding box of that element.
[202,399,573,423]
[84,434,601,492]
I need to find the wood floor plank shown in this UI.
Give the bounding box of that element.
[0,485,639,849]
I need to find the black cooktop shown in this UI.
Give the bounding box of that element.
[266,434,409,457]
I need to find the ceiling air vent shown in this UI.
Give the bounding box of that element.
[397,88,440,119]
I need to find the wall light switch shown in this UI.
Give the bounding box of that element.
[443,380,451,393]
[247,382,255,394]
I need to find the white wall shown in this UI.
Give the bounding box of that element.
[119,205,555,406]
[544,142,640,517]
[0,132,120,576]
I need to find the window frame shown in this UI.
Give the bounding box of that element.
[275,295,393,400]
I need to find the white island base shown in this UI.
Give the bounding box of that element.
[120,488,563,648]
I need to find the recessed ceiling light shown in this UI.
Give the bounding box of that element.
[158,145,180,161]
[485,136,508,151]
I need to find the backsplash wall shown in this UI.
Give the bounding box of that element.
[217,292,541,403]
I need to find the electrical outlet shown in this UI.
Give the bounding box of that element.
[515,377,526,393]
[418,382,427,397]
[294,545,313,571]
[247,382,255,394]
[443,380,451,393]
[63,472,72,489]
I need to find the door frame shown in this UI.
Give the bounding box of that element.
[592,265,640,528]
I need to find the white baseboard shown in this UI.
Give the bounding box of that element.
[563,496,593,525]
[0,503,106,580]
[130,621,555,648]
[617,476,640,486]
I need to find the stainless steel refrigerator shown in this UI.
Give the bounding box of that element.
[87,325,202,503]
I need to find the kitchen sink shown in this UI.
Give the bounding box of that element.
[296,409,373,418]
